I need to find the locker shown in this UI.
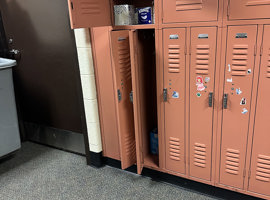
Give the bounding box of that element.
[163,0,219,24]
[67,0,112,28]
[129,30,158,173]
[228,0,270,21]
[110,30,137,169]
[189,27,217,181]
[219,25,257,189]
[163,28,186,174]
[67,0,156,29]
[91,27,121,160]
[248,25,270,197]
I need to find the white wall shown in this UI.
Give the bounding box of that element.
[74,28,102,153]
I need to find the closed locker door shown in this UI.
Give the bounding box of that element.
[67,0,112,28]
[163,28,186,174]
[219,26,257,189]
[228,0,270,21]
[111,30,136,169]
[248,25,270,197]
[163,0,219,24]
[189,27,217,181]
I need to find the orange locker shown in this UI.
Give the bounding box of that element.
[163,0,219,24]
[219,25,258,189]
[189,27,217,181]
[247,25,270,197]
[110,30,137,169]
[91,27,121,160]
[67,0,112,28]
[228,0,270,20]
[163,28,186,174]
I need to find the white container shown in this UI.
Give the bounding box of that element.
[114,5,135,26]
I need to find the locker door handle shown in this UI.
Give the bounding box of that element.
[163,88,168,102]
[223,94,228,109]
[209,92,213,107]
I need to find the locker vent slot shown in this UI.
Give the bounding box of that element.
[225,148,240,175]
[196,45,209,75]
[79,0,101,15]
[168,45,180,73]
[267,52,270,78]
[246,0,270,6]
[256,154,270,182]
[176,0,203,11]
[169,137,181,161]
[232,45,248,76]
[194,143,206,168]
[118,39,131,80]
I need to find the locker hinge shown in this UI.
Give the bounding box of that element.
[243,168,246,178]
[163,88,168,102]
[248,170,251,179]
[129,91,133,103]
[260,45,263,56]
[254,45,257,56]
[227,2,230,17]
[184,45,187,55]
[117,89,122,102]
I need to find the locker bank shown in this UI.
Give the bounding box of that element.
[0,0,269,199]
[67,0,270,199]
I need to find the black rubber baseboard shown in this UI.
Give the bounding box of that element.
[103,157,262,200]
[89,151,103,168]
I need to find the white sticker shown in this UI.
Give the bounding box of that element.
[240,98,247,105]
[172,91,179,99]
[242,108,248,114]
[228,64,231,72]
[236,88,242,95]
[227,78,233,83]
[205,77,210,83]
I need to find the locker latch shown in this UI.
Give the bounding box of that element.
[223,94,228,109]
[163,88,168,102]
[117,89,122,102]
[129,91,133,103]
[209,92,213,107]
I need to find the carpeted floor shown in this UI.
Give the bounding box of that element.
[0,142,258,200]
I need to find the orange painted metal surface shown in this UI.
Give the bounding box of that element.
[219,25,258,189]
[162,0,219,24]
[163,28,186,174]
[110,30,136,169]
[67,0,112,29]
[247,25,270,197]
[228,0,270,20]
[189,27,217,181]
[68,0,270,198]
[91,27,120,160]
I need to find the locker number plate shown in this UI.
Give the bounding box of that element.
[170,35,179,40]
[236,33,247,38]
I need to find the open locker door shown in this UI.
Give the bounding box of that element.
[111,30,137,170]
[67,0,112,29]
[129,30,143,174]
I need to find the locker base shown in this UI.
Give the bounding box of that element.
[102,157,261,200]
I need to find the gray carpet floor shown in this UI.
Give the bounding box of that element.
[0,142,219,200]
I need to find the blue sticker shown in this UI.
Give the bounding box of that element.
[236,88,242,95]
[172,91,179,99]
[242,108,248,114]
